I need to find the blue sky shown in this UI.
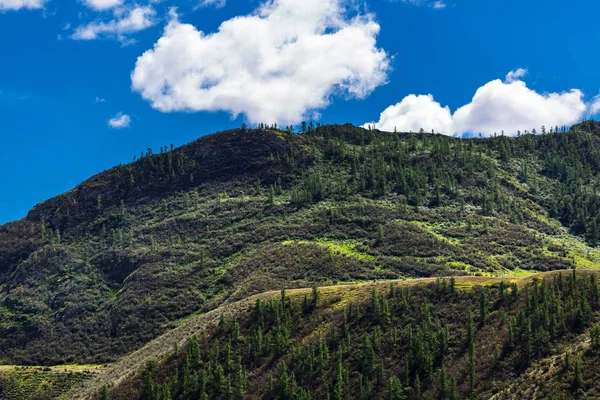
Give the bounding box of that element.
[0,0,599,224]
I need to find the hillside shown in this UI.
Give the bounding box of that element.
[3,120,600,398]
[81,270,600,400]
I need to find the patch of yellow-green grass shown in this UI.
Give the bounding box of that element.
[547,232,600,270]
[281,239,377,262]
[500,169,531,194]
[444,261,472,272]
[266,129,289,141]
[505,267,540,278]
[401,220,463,245]
[49,364,105,371]
[517,205,600,271]
[474,267,539,279]
[570,251,600,270]
[0,364,106,372]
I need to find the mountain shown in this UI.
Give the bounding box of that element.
[2,121,600,399]
[84,271,600,400]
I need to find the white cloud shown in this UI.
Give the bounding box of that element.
[0,0,46,11]
[83,0,123,11]
[108,112,131,128]
[364,94,453,134]
[95,96,106,103]
[398,0,446,8]
[198,0,226,8]
[591,95,600,116]
[131,0,390,125]
[505,68,527,83]
[365,70,594,136]
[72,6,156,41]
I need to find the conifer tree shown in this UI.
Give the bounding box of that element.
[572,358,583,391]
[467,336,476,394]
[100,385,110,400]
[312,286,320,308]
[268,184,275,206]
[388,376,405,400]
[479,290,487,326]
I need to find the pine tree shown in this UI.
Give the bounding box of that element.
[467,336,476,395]
[233,362,246,400]
[193,190,199,211]
[159,383,171,400]
[388,376,405,400]
[312,286,320,308]
[377,224,384,244]
[277,364,290,397]
[142,360,157,400]
[572,358,583,391]
[449,277,456,294]
[590,324,600,349]
[414,374,421,400]
[466,311,475,345]
[564,351,571,372]
[334,348,344,400]
[100,384,110,400]
[439,367,447,398]
[479,290,487,326]
[268,184,275,206]
[362,333,375,379]
[40,217,46,241]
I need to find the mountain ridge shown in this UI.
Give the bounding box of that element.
[3,121,600,399]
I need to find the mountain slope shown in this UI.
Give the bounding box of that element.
[73,270,600,400]
[2,121,600,370]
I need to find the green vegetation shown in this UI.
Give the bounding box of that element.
[0,366,98,400]
[103,271,600,399]
[3,121,600,397]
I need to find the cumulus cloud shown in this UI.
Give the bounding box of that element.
[72,5,156,41]
[0,0,46,11]
[83,0,123,11]
[364,94,453,134]
[365,69,594,136]
[131,0,390,125]
[431,1,446,9]
[108,112,131,128]
[590,95,600,116]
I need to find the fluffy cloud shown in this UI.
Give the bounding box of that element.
[0,0,46,11]
[431,1,446,9]
[364,94,453,134]
[590,95,600,116]
[72,6,156,41]
[131,0,390,125]
[108,112,131,128]
[365,69,594,136]
[83,0,123,11]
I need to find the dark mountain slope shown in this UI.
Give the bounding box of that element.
[1,122,600,368]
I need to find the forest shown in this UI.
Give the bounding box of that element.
[2,120,600,399]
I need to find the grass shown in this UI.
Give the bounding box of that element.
[58,270,588,400]
[281,239,378,262]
